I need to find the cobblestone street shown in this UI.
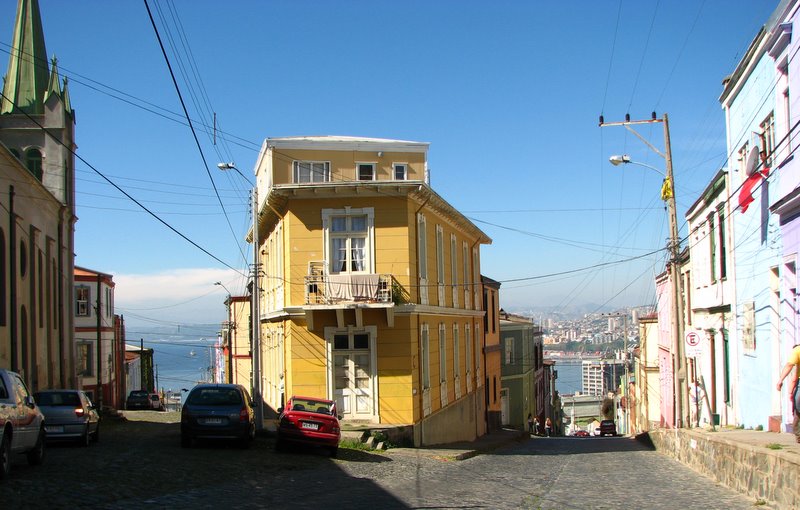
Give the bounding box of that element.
[0,412,769,509]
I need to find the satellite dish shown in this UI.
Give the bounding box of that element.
[745,146,760,176]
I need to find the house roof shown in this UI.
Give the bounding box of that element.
[265,135,429,153]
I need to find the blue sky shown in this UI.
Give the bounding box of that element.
[2,1,778,327]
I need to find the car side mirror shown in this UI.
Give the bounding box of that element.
[337,415,343,420]
[24,395,36,408]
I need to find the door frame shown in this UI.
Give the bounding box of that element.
[325,325,379,422]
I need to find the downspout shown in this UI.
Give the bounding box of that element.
[57,210,65,388]
[96,274,103,409]
[413,190,429,446]
[9,186,17,372]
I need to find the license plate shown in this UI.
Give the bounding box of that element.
[301,422,319,430]
[45,426,63,434]
[204,418,223,425]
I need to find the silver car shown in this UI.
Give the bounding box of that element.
[34,390,100,446]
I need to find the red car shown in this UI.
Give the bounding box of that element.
[276,396,341,457]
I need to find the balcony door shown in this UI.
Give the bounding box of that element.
[327,327,377,422]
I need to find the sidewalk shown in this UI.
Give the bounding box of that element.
[386,428,529,461]
[647,427,800,509]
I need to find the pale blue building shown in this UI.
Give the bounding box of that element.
[719,0,795,430]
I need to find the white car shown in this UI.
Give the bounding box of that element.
[0,369,46,479]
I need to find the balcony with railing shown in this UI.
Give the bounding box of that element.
[304,261,409,305]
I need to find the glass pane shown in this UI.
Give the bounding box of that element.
[356,377,369,389]
[297,162,311,182]
[331,217,346,232]
[358,164,373,180]
[311,162,327,182]
[351,238,365,272]
[332,238,347,272]
[355,353,369,367]
[334,334,349,350]
[353,333,369,349]
[350,215,367,232]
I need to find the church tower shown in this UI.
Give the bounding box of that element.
[0,0,77,389]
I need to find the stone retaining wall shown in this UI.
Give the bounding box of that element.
[647,429,799,509]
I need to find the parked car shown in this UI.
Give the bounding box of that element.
[0,369,45,479]
[276,396,341,457]
[34,390,100,446]
[598,419,617,437]
[148,393,164,411]
[573,430,590,437]
[126,390,150,410]
[180,384,255,448]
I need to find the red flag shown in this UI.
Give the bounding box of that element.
[739,167,770,213]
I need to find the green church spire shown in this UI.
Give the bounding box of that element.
[1,0,49,114]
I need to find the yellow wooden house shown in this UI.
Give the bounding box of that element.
[252,136,492,445]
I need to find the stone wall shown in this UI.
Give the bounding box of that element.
[648,429,799,509]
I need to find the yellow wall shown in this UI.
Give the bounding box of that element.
[269,148,426,185]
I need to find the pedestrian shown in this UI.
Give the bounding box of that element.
[533,416,540,436]
[777,343,800,443]
[545,417,552,437]
[527,413,534,435]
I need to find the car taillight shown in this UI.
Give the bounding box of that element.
[240,406,249,423]
[74,407,85,417]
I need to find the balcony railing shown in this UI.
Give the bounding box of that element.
[304,272,406,305]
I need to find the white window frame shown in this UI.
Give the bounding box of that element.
[450,234,458,307]
[465,322,472,393]
[475,326,481,381]
[418,214,428,304]
[322,207,374,275]
[357,162,376,181]
[293,161,330,183]
[453,323,461,399]
[393,163,407,180]
[439,323,448,406]
[462,242,470,308]
[436,225,445,304]
[421,323,431,415]
[76,285,90,317]
[505,337,515,365]
[77,340,93,376]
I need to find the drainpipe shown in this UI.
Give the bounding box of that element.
[9,186,17,372]
[96,274,103,410]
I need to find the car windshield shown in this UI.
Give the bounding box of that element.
[187,388,242,406]
[35,392,80,407]
[130,391,147,397]
[290,399,333,415]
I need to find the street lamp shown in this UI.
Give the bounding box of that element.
[217,162,263,431]
[601,113,686,429]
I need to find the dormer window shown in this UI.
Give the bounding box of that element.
[357,163,375,181]
[293,161,330,183]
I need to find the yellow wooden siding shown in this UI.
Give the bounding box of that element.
[270,148,426,185]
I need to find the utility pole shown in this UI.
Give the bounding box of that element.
[600,112,686,429]
[251,186,264,431]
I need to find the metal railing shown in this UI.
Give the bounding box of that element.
[304,273,406,305]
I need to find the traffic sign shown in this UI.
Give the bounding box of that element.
[685,331,702,358]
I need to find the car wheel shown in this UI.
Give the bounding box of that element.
[26,428,45,466]
[0,431,10,479]
[91,424,100,443]
[80,425,91,447]
[181,433,192,448]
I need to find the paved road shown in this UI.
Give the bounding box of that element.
[0,413,767,509]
